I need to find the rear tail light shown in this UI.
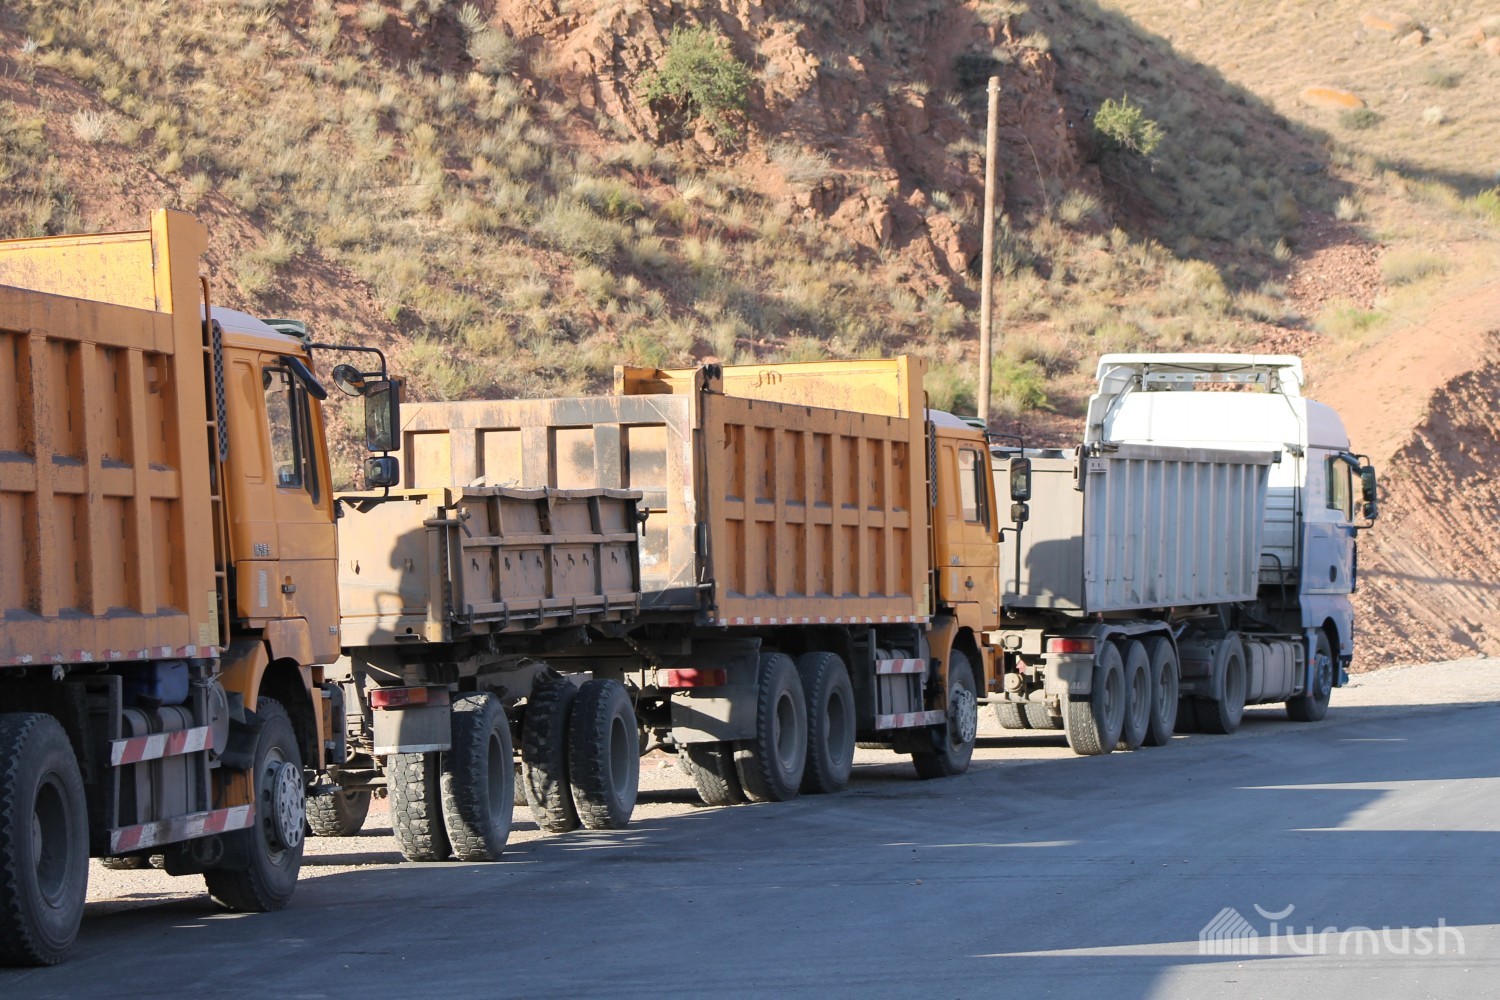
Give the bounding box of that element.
[663,668,727,688]
[1044,637,1096,655]
[369,686,451,709]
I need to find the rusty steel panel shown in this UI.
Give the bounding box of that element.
[0,212,217,666]
[337,487,641,647]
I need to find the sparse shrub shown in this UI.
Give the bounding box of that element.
[1380,248,1447,285]
[1339,108,1382,131]
[1056,190,1102,227]
[536,197,626,262]
[1315,302,1383,341]
[641,26,752,140]
[1421,106,1446,127]
[990,356,1050,417]
[926,362,977,415]
[769,142,834,186]
[1423,66,1461,90]
[1334,196,1362,222]
[70,109,112,143]
[1093,95,1164,157]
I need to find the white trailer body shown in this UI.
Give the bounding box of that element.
[989,354,1376,756]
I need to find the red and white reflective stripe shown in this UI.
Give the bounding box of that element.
[713,615,930,627]
[874,709,948,730]
[5,644,220,667]
[110,726,213,767]
[109,804,255,854]
[875,658,926,675]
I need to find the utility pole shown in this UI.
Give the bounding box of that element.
[977,76,1000,426]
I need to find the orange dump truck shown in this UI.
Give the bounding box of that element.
[0,211,401,965]
[387,358,1004,818]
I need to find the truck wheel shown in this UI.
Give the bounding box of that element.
[0,714,88,967]
[388,751,450,862]
[567,680,639,829]
[1024,703,1062,731]
[441,694,515,861]
[1064,642,1125,756]
[522,679,580,833]
[1194,636,1247,735]
[204,698,305,912]
[993,703,1031,730]
[735,653,808,801]
[1116,641,1152,752]
[680,743,747,806]
[306,790,371,838]
[1141,637,1180,747]
[912,651,979,779]
[1286,632,1334,723]
[796,652,855,794]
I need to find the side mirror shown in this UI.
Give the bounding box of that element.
[364,379,402,453]
[1359,465,1378,523]
[1009,456,1032,503]
[365,456,400,489]
[1010,502,1030,524]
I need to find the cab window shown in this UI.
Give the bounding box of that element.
[264,366,321,502]
[1325,456,1353,521]
[958,447,988,526]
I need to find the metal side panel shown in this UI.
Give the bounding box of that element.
[399,397,699,614]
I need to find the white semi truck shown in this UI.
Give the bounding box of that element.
[988,354,1378,754]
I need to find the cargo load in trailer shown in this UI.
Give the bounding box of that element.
[0,212,404,965]
[988,354,1377,754]
[344,357,1004,823]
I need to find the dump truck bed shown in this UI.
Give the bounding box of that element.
[336,486,641,647]
[0,212,217,666]
[998,444,1276,613]
[397,357,930,626]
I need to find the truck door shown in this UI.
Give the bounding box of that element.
[227,352,340,661]
[936,435,1000,618]
[1303,451,1357,596]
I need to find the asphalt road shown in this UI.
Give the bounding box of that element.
[6,660,1498,999]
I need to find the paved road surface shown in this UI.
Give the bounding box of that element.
[6,660,1497,998]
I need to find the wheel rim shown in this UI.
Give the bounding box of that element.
[774,689,798,766]
[608,712,632,794]
[33,774,72,907]
[261,745,303,857]
[1130,666,1149,729]
[1314,650,1334,700]
[950,679,977,747]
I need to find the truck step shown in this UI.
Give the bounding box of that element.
[874,709,947,730]
[109,725,212,766]
[109,804,255,854]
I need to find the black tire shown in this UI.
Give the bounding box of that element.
[1141,636,1180,747]
[1024,703,1062,730]
[388,751,450,862]
[796,652,856,795]
[1116,641,1151,752]
[306,790,371,838]
[1194,635,1247,735]
[993,702,1031,730]
[567,680,639,829]
[1175,696,1202,734]
[735,653,808,802]
[521,679,581,833]
[912,651,979,779]
[440,694,515,861]
[1286,632,1335,722]
[204,698,305,912]
[0,714,88,967]
[679,743,747,806]
[1063,642,1125,756]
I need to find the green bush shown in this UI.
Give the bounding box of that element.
[1093,95,1164,157]
[1339,108,1381,131]
[642,26,752,140]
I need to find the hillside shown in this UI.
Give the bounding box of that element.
[1,0,1497,666]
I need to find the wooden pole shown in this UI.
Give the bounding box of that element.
[977,76,1000,426]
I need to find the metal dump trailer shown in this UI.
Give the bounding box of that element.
[395,357,1005,811]
[331,485,644,859]
[989,354,1377,757]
